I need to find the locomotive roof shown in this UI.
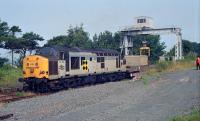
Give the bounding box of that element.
[36,45,119,58]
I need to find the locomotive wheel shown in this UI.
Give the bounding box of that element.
[40,82,49,93]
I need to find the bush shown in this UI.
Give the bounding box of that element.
[155,61,173,72]
[146,59,195,75]
[0,57,8,67]
[184,52,196,61]
[0,64,22,88]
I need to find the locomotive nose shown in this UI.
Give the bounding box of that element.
[23,55,49,79]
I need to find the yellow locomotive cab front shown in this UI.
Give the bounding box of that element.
[23,55,49,79]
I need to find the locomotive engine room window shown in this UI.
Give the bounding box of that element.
[71,57,80,70]
[97,57,101,62]
[81,57,85,65]
[97,57,104,63]
[59,52,64,60]
[101,57,104,62]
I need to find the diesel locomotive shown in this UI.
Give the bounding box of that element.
[19,46,136,92]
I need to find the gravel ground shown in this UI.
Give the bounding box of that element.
[0,69,199,121]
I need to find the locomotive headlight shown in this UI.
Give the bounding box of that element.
[40,71,45,74]
[23,71,26,74]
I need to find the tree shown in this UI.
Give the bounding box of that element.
[4,37,20,66]
[182,40,200,56]
[92,31,121,51]
[9,26,21,36]
[46,25,92,49]
[167,40,200,57]
[22,32,44,55]
[67,25,91,48]
[0,19,10,66]
[46,35,70,47]
[0,57,8,67]
[4,26,22,66]
[0,19,9,37]
[131,35,166,63]
[0,19,9,47]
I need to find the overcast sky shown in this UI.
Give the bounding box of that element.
[0,0,199,52]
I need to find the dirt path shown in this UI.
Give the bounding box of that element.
[0,69,199,121]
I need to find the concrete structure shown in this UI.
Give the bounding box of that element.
[120,16,183,60]
[125,55,148,66]
[134,16,154,29]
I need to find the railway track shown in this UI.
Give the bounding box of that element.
[0,93,37,103]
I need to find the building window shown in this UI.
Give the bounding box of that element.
[137,19,146,23]
[71,57,80,70]
[59,52,64,60]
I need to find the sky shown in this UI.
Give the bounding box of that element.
[0,0,199,56]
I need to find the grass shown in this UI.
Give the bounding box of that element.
[146,59,195,76]
[141,75,150,85]
[169,107,200,121]
[0,65,22,88]
[140,58,195,86]
[15,92,25,97]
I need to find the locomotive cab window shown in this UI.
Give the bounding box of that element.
[71,57,80,70]
[59,52,64,60]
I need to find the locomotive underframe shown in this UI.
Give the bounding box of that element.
[19,71,137,93]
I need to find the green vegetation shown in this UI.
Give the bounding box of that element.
[169,107,200,121]
[46,27,167,63]
[0,19,44,67]
[140,75,150,85]
[0,65,22,88]
[131,35,166,64]
[167,40,200,57]
[1,18,200,67]
[0,57,8,67]
[15,91,25,97]
[144,54,196,76]
[146,59,194,76]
